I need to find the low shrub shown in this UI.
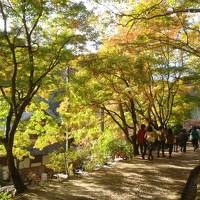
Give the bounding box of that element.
[0,192,12,200]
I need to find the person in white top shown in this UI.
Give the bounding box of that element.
[145,125,158,160]
[157,126,166,157]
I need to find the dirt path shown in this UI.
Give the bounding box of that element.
[16,146,200,200]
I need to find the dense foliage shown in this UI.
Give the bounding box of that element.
[0,0,199,193]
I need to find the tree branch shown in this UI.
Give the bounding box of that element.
[0,2,18,114]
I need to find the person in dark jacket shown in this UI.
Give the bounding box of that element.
[179,129,189,152]
[191,127,199,151]
[166,128,174,158]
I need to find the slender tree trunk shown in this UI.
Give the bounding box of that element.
[118,102,131,142]
[100,108,105,132]
[7,149,27,193]
[131,134,138,156]
[64,131,69,175]
[129,99,139,155]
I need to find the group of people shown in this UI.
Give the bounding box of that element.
[175,126,200,152]
[136,124,200,160]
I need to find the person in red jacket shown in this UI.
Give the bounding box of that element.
[137,124,147,159]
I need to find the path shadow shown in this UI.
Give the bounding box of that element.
[15,148,200,200]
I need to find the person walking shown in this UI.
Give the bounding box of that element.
[166,128,174,158]
[179,129,189,152]
[137,124,147,159]
[191,127,199,151]
[157,126,166,157]
[146,126,158,160]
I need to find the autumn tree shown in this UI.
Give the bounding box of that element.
[0,0,95,193]
[97,0,200,127]
[118,0,200,126]
[75,20,191,155]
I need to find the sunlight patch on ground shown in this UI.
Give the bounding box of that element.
[167,193,180,199]
[158,164,194,170]
[159,176,175,183]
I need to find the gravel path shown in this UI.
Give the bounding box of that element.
[16,146,200,200]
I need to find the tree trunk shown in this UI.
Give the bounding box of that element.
[118,102,131,142]
[129,99,139,155]
[131,134,139,156]
[100,108,105,132]
[7,150,27,193]
[181,165,200,200]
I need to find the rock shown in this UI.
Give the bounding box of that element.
[0,185,16,197]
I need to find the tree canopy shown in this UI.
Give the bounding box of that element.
[0,0,200,194]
